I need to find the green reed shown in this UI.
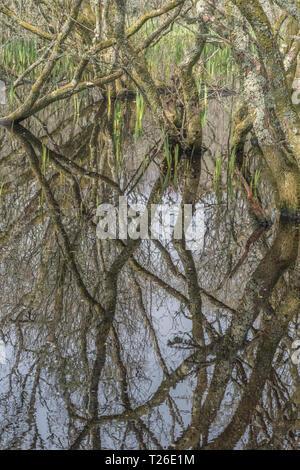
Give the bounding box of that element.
[162,133,171,190]
[9,83,14,106]
[114,101,123,175]
[0,38,86,89]
[228,146,236,201]
[214,153,222,203]
[250,168,261,199]
[73,94,80,125]
[174,144,179,187]
[0,180,4,206]
[200,85,208,126]
[135,90,144,139]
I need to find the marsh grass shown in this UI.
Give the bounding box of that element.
[0,26,237,121]
[0,26,238,199]
[141,21,236,84]
[0,14,238,99]
[0,39,36,73]
[0,38,91,90]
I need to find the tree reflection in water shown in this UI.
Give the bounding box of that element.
[0,93,298,450]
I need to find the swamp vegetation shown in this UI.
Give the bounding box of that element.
[0,0,299,450]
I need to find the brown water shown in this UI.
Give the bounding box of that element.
[0,91,299,450]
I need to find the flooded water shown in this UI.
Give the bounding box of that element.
[0,90,299,451]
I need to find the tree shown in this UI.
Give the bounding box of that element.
[0,0,299,450]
